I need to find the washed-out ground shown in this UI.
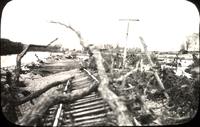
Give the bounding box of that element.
[1,51,199,126]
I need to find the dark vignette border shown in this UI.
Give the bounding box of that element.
[0,0,199,126]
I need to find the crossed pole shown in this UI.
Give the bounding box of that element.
[119,19,139,69]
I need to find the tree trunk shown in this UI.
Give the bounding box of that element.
[23,69,79,92]
[17,82,98,126]
[0,38,62,55]
[139,37,169,99]
[5,69,78,106]
[48,23,133,125]
[13,75,75,106]
[92,49,133,126]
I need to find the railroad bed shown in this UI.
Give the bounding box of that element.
[39,69,113,126]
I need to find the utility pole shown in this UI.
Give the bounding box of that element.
[119,19,139,69]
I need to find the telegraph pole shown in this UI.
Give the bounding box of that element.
[119,19,139,69]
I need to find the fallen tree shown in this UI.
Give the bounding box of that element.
[48,21,134,125]
[17,82,98,126]
[22,69,79,92]
[92,49,134,126]
[139,37,169,100]
[1,38,63,85]
[2,69,78,106]
[13,76,74,106]
[49,21,86,49]
[0,38,62,55]
[1,69,78,122]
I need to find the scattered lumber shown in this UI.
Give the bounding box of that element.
[113,64,154,83]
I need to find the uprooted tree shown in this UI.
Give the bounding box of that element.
[17,81,98,126]
[1,21,199,126]
[1,69,78,123]
[47,21,135,126]
[1,21,136,126]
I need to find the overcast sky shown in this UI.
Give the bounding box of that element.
[1,0,199,51]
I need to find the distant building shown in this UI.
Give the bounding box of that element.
[184,33,199,51]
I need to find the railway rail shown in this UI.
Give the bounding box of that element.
[38,68,114,126]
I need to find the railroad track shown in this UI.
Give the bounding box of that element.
[39,69,113,126]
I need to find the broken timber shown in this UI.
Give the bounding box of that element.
[7,69,78,106]
[139,37,169,99]
[33,22,133,125]
[1,38,63,85]
[17,82,98,126]
[22,69,79,92]
[0,38,62,56]
[92,49,133,126]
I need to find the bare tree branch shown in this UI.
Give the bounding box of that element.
[17,82,98,126]
[47,38,58,47]
[139,37,169,100]
[0,38,62,55]
[13,76,74,106]
[49,21,86,48]
[92,49,134,126]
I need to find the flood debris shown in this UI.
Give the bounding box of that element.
[1,27,199,126]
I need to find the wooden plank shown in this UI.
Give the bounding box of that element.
[71,107,109,117]
[74,117,106,126]
[70,100,105,109]
[61,113,106,124]
[74,95,101,102]
[70,97,103,106]
[74,113,106,122]
[64,104,108,115]
[61,118,106,126]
